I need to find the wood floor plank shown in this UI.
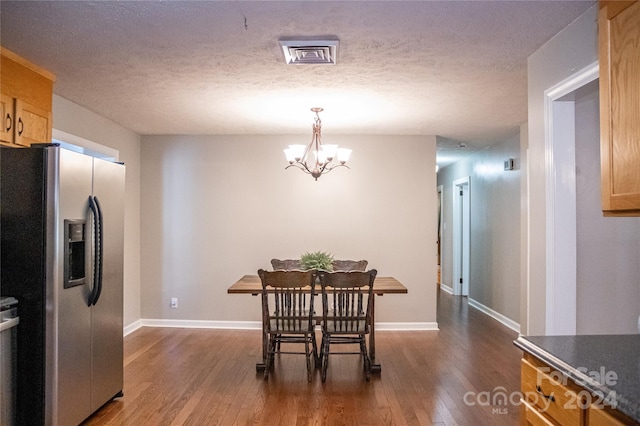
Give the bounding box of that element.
[82,288,521,425]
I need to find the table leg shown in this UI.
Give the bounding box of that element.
[256,294,267,373]
[369,293,381,374]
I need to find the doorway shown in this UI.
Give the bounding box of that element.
[543,61,598,335]
[452,177,470,296]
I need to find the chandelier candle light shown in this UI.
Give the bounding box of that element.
[284,108,352,180]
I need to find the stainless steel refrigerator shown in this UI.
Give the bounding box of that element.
[0,144,125,426]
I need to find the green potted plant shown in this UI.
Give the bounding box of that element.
[300,251,334,271]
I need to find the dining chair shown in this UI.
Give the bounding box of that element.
[318,269,377,382]
[270,258,302,270]
[258,269,318,381]
[331,259,368,272]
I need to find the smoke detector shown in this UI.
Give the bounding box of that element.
[279,39,338,65]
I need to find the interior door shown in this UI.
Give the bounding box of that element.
[452,177,470,296]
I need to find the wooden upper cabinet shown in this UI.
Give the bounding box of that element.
[599,1,640,216]
[14,99,52,147]
[0,93,15,144]
[0,47,55,148]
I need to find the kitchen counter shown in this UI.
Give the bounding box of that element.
[515,334,640,423]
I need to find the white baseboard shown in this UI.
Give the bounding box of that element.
[124,320,438,333]
[439,283,454,294]
[124,320,143,336]
[139,319,263,330]
[467,298,520,333]
[376,322,439,331]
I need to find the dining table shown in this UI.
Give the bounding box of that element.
[227,274,408,374]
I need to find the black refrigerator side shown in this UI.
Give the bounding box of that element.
[0,146,53,426]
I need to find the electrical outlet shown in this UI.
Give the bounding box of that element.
[170,297,178,309]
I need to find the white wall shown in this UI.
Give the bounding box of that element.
[574,85,640,334]
[140,134,437,326]
[438,132,521,326]
[526,5,599,335]
[52,95,142,328]
[520,122,529,334]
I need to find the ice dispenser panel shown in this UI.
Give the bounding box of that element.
[64,219,86,289]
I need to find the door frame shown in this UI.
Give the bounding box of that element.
[543,61,598,335]
[452,177,470,296]
[437,185,443,273]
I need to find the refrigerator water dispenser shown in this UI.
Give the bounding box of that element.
[64,219,86,288]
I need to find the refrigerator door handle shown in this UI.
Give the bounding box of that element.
[88,196,103,306]
[93,196,104,305]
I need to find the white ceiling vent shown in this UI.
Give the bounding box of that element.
[279,39,338,65]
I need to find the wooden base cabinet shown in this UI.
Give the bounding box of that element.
[589,406,629,426]
[0,47,54,148]
[521,353,639,425]
[599,0,640,216]
[521,355,584,425]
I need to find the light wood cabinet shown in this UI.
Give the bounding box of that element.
[521,355,584,425]
[14,99,52,146]
[0,47,55,148]
[0,93,15,144]
[520,353,639,426]
[599,0,640,216]
[589,405,628,426]
[522,400,555,426]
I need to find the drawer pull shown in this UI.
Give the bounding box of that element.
[536,385,555,402]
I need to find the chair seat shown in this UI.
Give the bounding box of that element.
[323,319,368,333]
[269,319,314,333]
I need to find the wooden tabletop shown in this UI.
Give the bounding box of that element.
[227,274,408,295]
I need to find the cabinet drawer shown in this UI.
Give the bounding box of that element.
[523,399,555,426]
[521,359,583,425]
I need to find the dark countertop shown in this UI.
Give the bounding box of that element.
[515,334,640,423]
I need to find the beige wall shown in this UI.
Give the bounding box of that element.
[52,95,142,328]
[519,122,529,334]
[140,134,438,326]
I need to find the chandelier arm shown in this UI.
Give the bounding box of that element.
[321,163,350,174]
[285,162,312,174]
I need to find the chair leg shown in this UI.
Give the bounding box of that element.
[264,335,276,380]
[305,336,312,382]
[312,332,319,368]
[361,336,371,382]
[321,334,330,382]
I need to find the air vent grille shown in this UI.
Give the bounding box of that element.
[279,39,338,65]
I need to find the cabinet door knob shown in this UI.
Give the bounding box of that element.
[5,113,12,132]
[17,117,23,136]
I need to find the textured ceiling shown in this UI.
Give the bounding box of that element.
[0,1,594,165]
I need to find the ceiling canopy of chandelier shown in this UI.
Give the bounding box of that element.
[283,108,351,181]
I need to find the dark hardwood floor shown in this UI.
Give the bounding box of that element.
[83,288,522,425]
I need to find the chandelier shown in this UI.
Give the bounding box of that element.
[284,108,351,180]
